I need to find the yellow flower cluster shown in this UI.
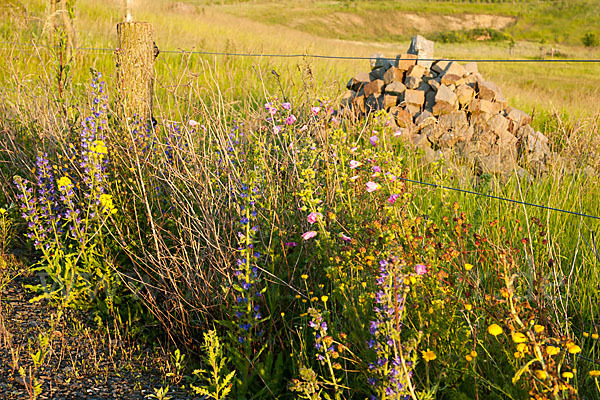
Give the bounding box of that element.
[91,140,108,155]
[57,176,72,191]
[99,193,117,215]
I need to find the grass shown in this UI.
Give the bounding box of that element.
[1,1,600,399]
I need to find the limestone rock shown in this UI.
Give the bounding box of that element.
[406,64,427,79]
[432,85,458,115]
[477,81,507,107]
[370,54,393,70]
[469,99,502,116]
[455,84,475,107]
[441,74,464,86]
[404,76,420,90]
[408,35,434,68]
[396,53,418,71]
[506,108,532,131]
[385,81,406,96]
[364,79,384,98]
[383,95,399,110]
[369,67,386,81]
[383,67,404,85]
[405,89,425,107]
[347,71,370,91]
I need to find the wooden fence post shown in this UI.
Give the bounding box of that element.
[115,22,155,122]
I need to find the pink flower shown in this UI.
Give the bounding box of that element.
[285,242,297,247]
[189,119,199,127]
[339,233,351,242]
[264,102,278,115]
[387,173,397,182]
[349,160,361,169]
[415,264,427,275]
[349,175,360,182]
[393,129,405,137]
[273,125,283,135]
[300,124,308,132]
[372,166,381,173]
[307,212,322,224]
[366,181,380,192]
[311,106,321,115]
[387,194,400,204]
[302,231,318,240]
[350,146,358,152]
[282,102,292,110]
[369,135,379,146]
[285,115,297,125]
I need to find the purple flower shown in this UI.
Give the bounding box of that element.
[273,125,283,135]
[369,135,379,146]
[415,264,427,275]
[387,194,400,205]
[285,114,297,125]
[282,102,292,110]
[307,212,321,224]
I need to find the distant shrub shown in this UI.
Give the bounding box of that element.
[434,28,511,43]
[582,32,599,47]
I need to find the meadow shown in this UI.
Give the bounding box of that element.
[1,0,600,399]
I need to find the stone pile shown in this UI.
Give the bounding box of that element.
[342,35,552,175]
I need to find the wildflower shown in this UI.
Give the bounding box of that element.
[465,355,473,362]
[534,370,548,380]
[57,176,72,191]
[415,264,427,275]
[464,263,473,271]
[0,208,5,214]
[307,212,322,224]
[301,274,308,280]
[285,115,297,125]
[369,135,379,146]
[349,160,362,169]
[282,102,292,110]
[592,333,599,339]
[321,296,328,303]
[90,140,108,155]
[516,343,527,353]
[590,370,600,377]
[302,231,317,240]
[372,166,381,174]
[311,106,321,115]
[465,304,472,311]
[470,350,478,358]
[189,119,199,127]
[273,125,283,135]
[393,129,405,137]
[349,175,360,182]
[366,181,380,193]
[99,194,116,214]
[534,324,545,334]
[567,344,581,354]
[387,194,400,205]
[514,351,523,359]
[546,346,560,356]
[583,332,589,337]
[562,371,574,379]
[421,349,436,362]
[512,332,527,343]
[285,242,297,247]
[488,324,503,336]
[339,233,351,242]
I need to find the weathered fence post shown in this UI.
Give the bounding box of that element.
[115,22,155,122]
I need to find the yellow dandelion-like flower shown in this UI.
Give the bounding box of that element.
[592,333,599,340]
[99,193,116,214]
[562,372,574,379]
[310,297,318,302]
[546,346,560,356]
[321,295,329,303]
[465,304,472,311]
[534,370,548,380]
[57,176,72,191]
[470,350,478,358]
[583,332,589,337]
[567,344,581,354]
[488,324,503,336]
[516,343,527,353]
[421,349,436,362]
[301,274,308,280]
[0,208,6,214]
[589,370,600,377]
[534,325,545,334]
[465,355,473,362]
[514,351,523,359]
[91,140,108,155]
[464,263,473,271]
[512,332,527,343]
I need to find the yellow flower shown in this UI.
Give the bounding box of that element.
[91,140,108,155]
[465,355,473,362]
[516,343,527,353]
[465,304,472,311]
[534,325,545,334]
[590,370,600,377]
[470,350,478,358]
[421,349,436,362]
[567,344,581,354]
[464,263,473,271]
[583,332,589,337]
[321,295,328,303]
[512,332,527,343]
[99,193,116,214]
[546,346,560,356]
[514,351,523,359]
[301,274,308,280]
[0,208,6,214]
[592,333,599,340]
[534,370,548,380]
[310,297,318,302]
[57,176,72,191]
[562,371,574,379]
[488,324,503,336]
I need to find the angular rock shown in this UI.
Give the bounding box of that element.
[383,95,399,110]
[477,81,507,107]
[432,60,451,74]
[417,81,431,92]
[341,90,355,108]
[353,95,366,114]
[469,99,502,116]
[406,104,421,115]
[365,94,383,113]
[385,81,406,96]
[383,67,404,85]
[486,114,510,136]
[364,79,385,98]
[444,62,467,78]
[406,64,427,79]
[441,74,464,86]
[408,35,435,68]
[506,108,532,130]
[405,89,425,107]
[369,67,386,81]
[396,53,418,71]
[455,84,475,107]
[404,76,420,90]
[370,54,393,70]
[464,62,478,75]
[425,90,436,111]
[415,110,435,127]
[392,107,413,128]
[426,78,440,92]
[432,85,458,115]
[347,71,370,91]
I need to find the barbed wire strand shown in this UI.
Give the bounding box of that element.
[1,41,599,63]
